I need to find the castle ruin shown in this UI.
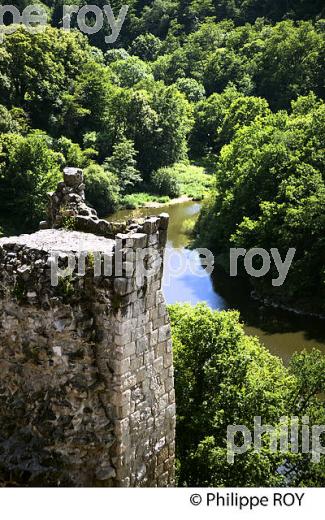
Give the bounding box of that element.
[0,168,176,487]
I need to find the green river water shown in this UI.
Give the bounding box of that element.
[108,201,325,363]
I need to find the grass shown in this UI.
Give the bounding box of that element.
[121,192,170,209]
[165,163,214,200]
[120,163,214,210]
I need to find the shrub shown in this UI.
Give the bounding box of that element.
[84,164,120,216]
[151,167,181,198]
[169,163,214,199]
[0,132,61,231]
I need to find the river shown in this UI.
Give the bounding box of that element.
[108,201,325,363]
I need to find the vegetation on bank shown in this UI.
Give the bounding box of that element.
[85,163,213,211]
[121,192,170,210]
[170,303,325,487]
[196,94,325,313]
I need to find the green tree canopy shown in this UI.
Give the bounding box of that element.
[170,303,325,486]
[196,95,325,312]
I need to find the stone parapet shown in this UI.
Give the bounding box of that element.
[0,171,175,487]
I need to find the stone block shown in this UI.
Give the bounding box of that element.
[142,217,160,234]
[114,277,134,296]
[63,167,83,187]
[158,324,171,342]
[158,213,170,230]
[127,233,147,249]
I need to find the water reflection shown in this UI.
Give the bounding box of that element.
[107,201,325,362]
[211,265,325,363]
[163,247,228,309]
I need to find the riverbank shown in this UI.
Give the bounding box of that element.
[144,195,193,208]
[119,163,214,211]
[250,290,325,321]
[120,193,194,210]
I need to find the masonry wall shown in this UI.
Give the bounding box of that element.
[0,213,175,486]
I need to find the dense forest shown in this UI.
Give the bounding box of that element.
[0,0,324,486]
[0,1,324,312]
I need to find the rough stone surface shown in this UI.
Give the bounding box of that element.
[0,171,175,487]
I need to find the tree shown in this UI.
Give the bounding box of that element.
[0,26,99,129]
[104,137,142,195]
[189,86,240,157]
[84,164,120,216]
[59,62,117,138]
[255,21,324,109]
[0,132,61,231]
[104,48,130,65]
[147,84,193,173]
[176,78,206,102]
[196,96,325,313]
[110,56,152,88]
[170,303,325,486]
[53,137,96,168]
[129,33,162,61]
[204,48,253,96]
[0,105,27,134]
[102,84,193,177]
[219,95,271,143]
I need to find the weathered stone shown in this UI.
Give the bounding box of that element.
[96,465,116,481]
[63,167,83,187]
[142,217,160,234]
[158,213,170,230]
[39,220,48,230]
[0,176,175,487]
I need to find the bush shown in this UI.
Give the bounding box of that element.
[0,132,61,231]
[151,167,181,198]
[84,165,120,217]
[168,163,214,199]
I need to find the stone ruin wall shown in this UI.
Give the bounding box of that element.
[0,169,176,487]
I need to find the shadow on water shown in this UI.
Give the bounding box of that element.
[211,265,325,362]
[107,201,325,363]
